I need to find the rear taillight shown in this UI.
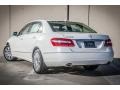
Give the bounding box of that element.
[51,38,75,47]
[104,39,112,47]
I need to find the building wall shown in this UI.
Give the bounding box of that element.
[69,5,89,25]
[0,6,9,56]
[0,5,120,58]
[11,5,67,33]
[89,5,120,58]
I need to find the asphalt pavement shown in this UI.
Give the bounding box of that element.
[0,56,120,85]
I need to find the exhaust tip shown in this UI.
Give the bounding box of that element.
[66,63,72,67]
[107,61,111,65]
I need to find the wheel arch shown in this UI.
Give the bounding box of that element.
[32,46,41,52]
[5,42,12,51]
[32,46,47,64]
[32,46,42,60]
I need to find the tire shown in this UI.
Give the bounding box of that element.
[3,45,16,61]
[32,48,47,74]
[83,65,99,71]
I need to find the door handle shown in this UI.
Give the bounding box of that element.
[18,35,24,40]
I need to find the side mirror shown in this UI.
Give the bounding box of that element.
[12,32,18,36]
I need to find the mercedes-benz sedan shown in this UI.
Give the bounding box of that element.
[3,20,114,73]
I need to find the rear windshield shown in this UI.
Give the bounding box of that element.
[48,21,96,33]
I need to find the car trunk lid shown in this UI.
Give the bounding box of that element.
[59,32,110,52]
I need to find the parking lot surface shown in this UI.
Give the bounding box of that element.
[0,56,120,85]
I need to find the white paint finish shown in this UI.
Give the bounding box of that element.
[6,20,114,67]
[89,5,120,58]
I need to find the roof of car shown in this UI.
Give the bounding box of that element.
[27,19,87,26]
[30,19,83,22]
[31,19,68,22]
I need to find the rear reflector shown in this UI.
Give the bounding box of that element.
[51,38,75,47]
[104,39,112,47]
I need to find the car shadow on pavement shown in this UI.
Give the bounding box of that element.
[46,58,120,77]
[1,56,120,77]
[0,56,26,63]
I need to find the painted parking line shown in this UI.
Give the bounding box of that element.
[104,75,120,85]
[98,63,120,85]
[105,64,120,85]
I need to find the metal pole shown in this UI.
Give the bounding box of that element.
[67,5,69,21]
[9,5,11,37]
[88,5,90,26]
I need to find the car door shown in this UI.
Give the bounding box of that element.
[22,22,43,53]
[13,23,32,53]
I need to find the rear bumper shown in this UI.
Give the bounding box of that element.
[43,52,113,67]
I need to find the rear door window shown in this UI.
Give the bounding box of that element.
[29,22,42,33]
[18,23,32,36]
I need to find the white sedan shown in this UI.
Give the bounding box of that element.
[3,20,114,73]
